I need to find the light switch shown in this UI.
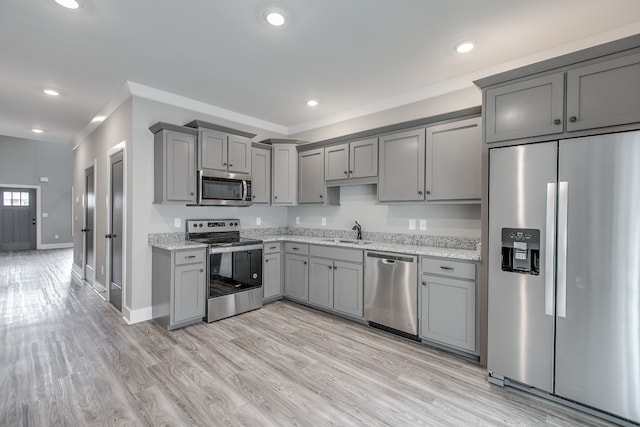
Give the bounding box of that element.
[256,217,261,225]
[42,212,49,218]
[40,177,49,182]
[296,216,300,225]
[419,219,427,231]
[174,218,181,228]
[409,219,416,230]
[321,217,326,226]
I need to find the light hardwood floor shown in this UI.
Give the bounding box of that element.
[0,249,616,426]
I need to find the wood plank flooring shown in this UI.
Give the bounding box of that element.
[0,249,617,426]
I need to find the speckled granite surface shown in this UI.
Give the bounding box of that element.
[150,227,480,261]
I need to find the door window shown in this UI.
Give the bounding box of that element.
[2,191,30,206]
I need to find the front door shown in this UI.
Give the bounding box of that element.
[83,166,95,285]
[0,187,36,251]
[109,152,123,311]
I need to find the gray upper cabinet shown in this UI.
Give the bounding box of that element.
[324,143,349,181]
[378,128,426,202]
[485,72,565,143]
[272,143,298,205]
[566,52,640,132]
[198,128,251,174]
[426,117,482,201]
[251,147,271,204]
[298,148,325,204]
[325,138,378,182]
[151,125,197,204]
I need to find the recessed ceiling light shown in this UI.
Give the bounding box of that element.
[43,89,60,96]
[306,99,318,107]
[265,12,285,26]
[55,0,79,9]
[91,116,106,123]
[454,40,475,54]
[32,128,44,134]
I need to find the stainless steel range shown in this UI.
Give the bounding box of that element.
[186,219,263,322]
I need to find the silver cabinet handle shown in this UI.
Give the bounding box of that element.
[422,281,427,286]
[199,269,204,272]
[269,246,277,250]
[229,163,233,167]
[545,183,557,317]
[439,266,454,271]
[418,191,423,195]
[344,171,348,175]
[557,181,569,318]
[328,265,332,269]
[303,261,307,265]
[569,116,577,123]
[265,259,269,263]
[185,255,196,259]
[554,119,562,125]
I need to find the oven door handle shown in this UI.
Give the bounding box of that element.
[208,244,263,254]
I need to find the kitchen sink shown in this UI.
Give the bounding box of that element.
[322,238,373,245]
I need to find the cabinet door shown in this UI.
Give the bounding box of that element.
[173,264,205,323]
[378,128,425,202]
[333,261,363,318]
[566,52,640,132]
[485,72,564,142]
[420,275,475,352]
[284,254,308,301]
[251,148,271,204]
[350,138,378,179]
[272,144,297,204]
[426,117,481,201]
[325,143,349,181]
[165,131,196,202]
[298,148,325,204]
[228,135,252,174]
[199,129,227,171]
[263,252,281,299]
[309,257,334,309]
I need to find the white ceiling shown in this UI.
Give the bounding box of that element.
[2,0,640,143]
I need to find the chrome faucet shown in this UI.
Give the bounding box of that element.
[352,221,362,240]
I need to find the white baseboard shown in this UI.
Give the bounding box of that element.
[92,280,107,293]
[71,263,83,282]
[40,242,73,249]
[123,305,153,325]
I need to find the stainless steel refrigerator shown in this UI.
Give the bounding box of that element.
[488,131,640,424]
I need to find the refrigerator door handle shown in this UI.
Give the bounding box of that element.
[557,181,569,318]
[545,183,556,316]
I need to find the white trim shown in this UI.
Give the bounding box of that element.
[71,262,83,282]
[92,279,107,294]
[0,183,42,249]
[123,306,153,325]
[40,242,73,249]
[82,161,97,286]
[105,141,126,312]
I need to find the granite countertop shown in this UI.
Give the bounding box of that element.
[151,240,208,251]
[260,235,480,261]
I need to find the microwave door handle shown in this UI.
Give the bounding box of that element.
[243,180,248,200]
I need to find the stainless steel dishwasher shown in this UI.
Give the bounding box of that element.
[364,251,418,337]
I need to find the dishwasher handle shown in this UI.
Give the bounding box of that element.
[381,259,396,265]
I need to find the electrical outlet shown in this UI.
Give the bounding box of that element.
[409,219,416,230]
[54,234,59,239]
[321,217,327,226]
[419,219,427,231]
[42,212,48,218]
[256,217,261,225]
[174,218,181,228]
[296,216,300,225]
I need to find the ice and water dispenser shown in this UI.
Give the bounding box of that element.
[501,228,540,275]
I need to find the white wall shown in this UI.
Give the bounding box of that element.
[288,185,480,238]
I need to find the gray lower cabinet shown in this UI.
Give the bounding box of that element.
[566,52,640,132]
[484,72,565,143]
[378,128,426,202]
[251,147,271,204]
[308,245,363,318]
[298,148,325,204]
[419,257,476,353]
[272,143,298,205]
[425,117,482,201]
[263,242,282,300]
[284,243,309,301]
[151,125,197,203]
[152,247,206,330]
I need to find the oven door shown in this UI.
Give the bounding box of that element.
[206,244,263,322]
[198,170,252,206]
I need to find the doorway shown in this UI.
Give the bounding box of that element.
[0,187,36,251]
[83,166,95,285]
[108,151,124,311]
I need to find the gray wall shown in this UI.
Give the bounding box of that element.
[0,135,73,247]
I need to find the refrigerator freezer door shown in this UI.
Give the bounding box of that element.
[555,132,640,423]
[488,141,557,393]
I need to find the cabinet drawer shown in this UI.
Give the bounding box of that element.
[285,242,309,255]
[310,245,363,263]
[421,258,475,280]
[175,249,205,265]
[263,242,282,254]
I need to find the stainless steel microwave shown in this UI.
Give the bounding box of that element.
[198,170,252,206]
